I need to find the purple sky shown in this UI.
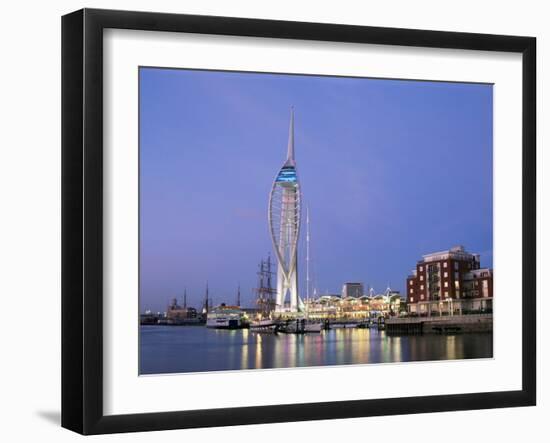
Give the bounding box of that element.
[139,68,493,313]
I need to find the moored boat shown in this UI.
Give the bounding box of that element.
[278,318,322,334]
[249,318,279,333]
[206,304,247,329]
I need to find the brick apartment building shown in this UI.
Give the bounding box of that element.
[406,245,493,315]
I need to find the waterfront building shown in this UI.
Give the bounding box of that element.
[342,282,364,298]
[406,245,493,315]
[269,108,302,312]
[166,298,198,324]
[303,289,405,320]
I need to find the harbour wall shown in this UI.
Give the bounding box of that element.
[385,314,493,335]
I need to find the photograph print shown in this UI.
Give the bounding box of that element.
[139,67,493,375]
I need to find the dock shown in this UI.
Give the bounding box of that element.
[385,314,493,335]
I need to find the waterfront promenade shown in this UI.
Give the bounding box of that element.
[386,314,493,334]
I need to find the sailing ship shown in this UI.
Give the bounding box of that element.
[250,254,279,332]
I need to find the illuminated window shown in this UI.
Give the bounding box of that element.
[409,281,413,286]
[410,297,414,302]
[420,284,424,290]
[444,291,448,297]
[420,275,424,281]
[443,262,448,268]
[419,266,423,272]
[444,281,448,288]
[444,272,448,278]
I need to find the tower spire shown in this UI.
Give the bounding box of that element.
[306,205,310,302]
[204,281,209,313]
[286,107,295,164]
[270,107,301,313]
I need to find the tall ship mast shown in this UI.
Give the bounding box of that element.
[254,254,277,317]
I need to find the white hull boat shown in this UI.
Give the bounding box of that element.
[278,318,322,334]
[250,319,278,333]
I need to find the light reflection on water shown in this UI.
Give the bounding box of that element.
[140,325,493,375]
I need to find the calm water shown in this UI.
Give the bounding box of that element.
[140,325,493,374]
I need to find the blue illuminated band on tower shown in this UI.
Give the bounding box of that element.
[275,166,297,183]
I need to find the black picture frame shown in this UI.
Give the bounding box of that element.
[61,8,536,435]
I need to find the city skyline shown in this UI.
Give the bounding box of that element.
[139,67,493,313]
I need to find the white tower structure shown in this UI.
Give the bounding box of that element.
[269,108,302,312]
[306,206,310,303]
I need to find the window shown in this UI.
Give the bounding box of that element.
[420,275,424,281]
[444,272,448,278]
[409,281,413,286]
[419,266,423,272]
[420,284,424,290]
[454,262,459,270]
[444,291,448,297]
[482,280,489,297]
[410,288,413,294]
[444,281,448,288]
[410,297,414,302]
[443,262,448,268]
[454,280,460,289]
[455,272,459,279]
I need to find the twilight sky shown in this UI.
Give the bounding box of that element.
[139,67,493,313]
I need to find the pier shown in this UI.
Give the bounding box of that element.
[385,314,493,335]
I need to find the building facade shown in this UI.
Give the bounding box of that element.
[166,298,199,324]
[406,245,493,315]
[303,287,404,320]
[342,282,364,298]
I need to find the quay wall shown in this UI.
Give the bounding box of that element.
[386,314,493,334]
